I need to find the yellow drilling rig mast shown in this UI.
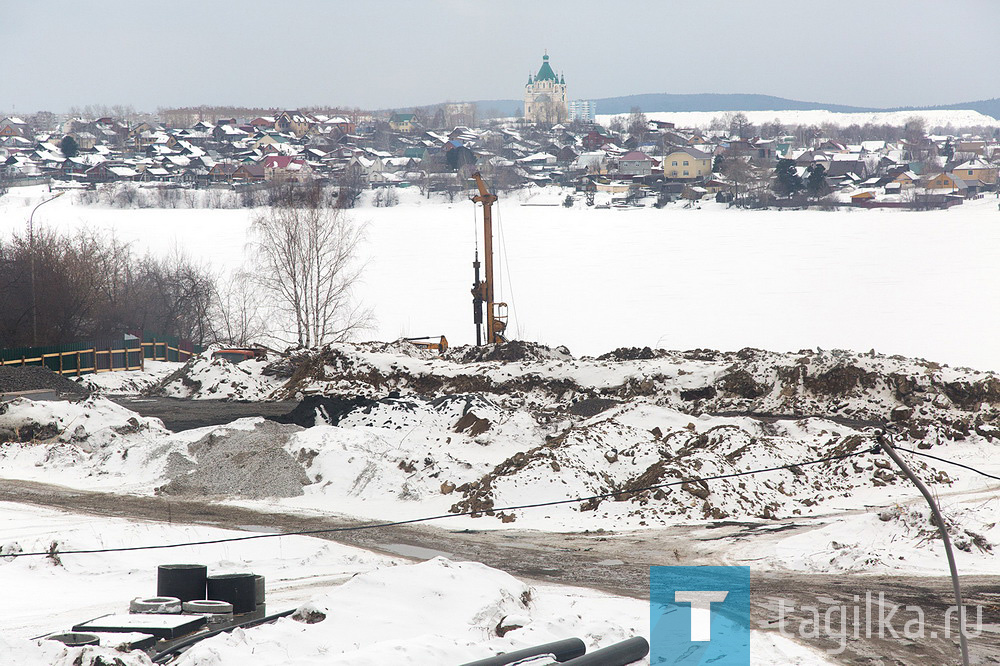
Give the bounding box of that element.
[470,172,508,345]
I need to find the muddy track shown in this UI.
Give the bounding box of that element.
[1,479,997,664]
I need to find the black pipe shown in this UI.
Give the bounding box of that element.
[560,637,648,665]
[151,608,294,663]
[459,637,586,666]
[473,252,483,346]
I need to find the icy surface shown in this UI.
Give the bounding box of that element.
[2,185,999,372]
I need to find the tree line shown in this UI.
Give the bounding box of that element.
[0,229,214,349]
[0,188,370,351]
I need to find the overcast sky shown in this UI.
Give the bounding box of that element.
[3,0,998,114]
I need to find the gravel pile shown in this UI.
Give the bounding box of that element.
[0,366,90,399]
[158,420,309,499]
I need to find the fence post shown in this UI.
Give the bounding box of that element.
[77,351,81,376]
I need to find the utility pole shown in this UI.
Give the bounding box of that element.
[27,191,64,346]
[875,430,971,666]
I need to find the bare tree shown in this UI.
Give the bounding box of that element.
[627,106,648,143]
[248,203,371,348]
[212,272,267,346]
[729,112,753,139]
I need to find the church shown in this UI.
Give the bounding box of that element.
[523,54,567,124]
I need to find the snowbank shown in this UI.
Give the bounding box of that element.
[76,360,180,396]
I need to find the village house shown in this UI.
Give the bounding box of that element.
[924,172,968,194]
[618,151,654,176]
[275,110,315,137]
[389,113,416,133]
[662,147,712,179]
[951,159,997,186]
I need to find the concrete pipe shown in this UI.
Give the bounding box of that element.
[130,596,183,614]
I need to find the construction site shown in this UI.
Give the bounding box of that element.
[1,172,999,666]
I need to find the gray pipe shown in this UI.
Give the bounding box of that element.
[560,637,649,665]
[877,431,970,666]
[459,637,587,666]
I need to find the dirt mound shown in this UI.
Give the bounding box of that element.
[158,419,309,499]
[596,347,662,362]
[270,395,377,428]
[0,366,90,399]
[444,341,572,364]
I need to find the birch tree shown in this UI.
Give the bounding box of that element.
[248,202,371,347]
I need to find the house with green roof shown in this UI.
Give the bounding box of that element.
[390,113,417,133]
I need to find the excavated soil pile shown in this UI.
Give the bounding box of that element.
[269,395,377,428]
[444,340,573,364]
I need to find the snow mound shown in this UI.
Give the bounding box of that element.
[763,500,1000,574]
[149,355,282,400]
[0,395,167,449]
[0,638,153,666]
[176,558,646,665]
[0,396,176,488]
[76,360,179,396]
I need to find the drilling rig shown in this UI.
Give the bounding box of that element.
[470,172,508,345]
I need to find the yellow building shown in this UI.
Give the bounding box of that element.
[663,148,712,179]
[951,160,997,185]
[925,172,967,192]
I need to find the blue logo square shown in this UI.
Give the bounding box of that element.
[651,566,751,665]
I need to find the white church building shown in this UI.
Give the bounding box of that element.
[524,54,567,124]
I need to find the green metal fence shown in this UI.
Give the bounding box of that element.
[0,333,202,376]
[141,333,200,363]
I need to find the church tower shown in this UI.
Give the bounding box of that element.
[523,54,567,124]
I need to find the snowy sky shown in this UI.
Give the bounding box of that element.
[3,0,999,113]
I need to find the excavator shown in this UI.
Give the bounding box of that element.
[470,171,508,345]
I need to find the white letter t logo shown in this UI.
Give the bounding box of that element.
[674,591,729,641]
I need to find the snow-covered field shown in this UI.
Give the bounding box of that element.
[0,502,658,665]
[598,108,1000,129]
[2,185,999,373]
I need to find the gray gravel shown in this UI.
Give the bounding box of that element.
[0,366,90,399]
[158,420,309,499]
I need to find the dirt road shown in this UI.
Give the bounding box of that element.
[2,479,996,664]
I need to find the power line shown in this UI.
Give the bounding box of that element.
[3,446,878,559]
[892,444,1000,481]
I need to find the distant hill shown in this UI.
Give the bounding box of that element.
[887,98,1000,121]
[434,93,1000,121]
[575,93,878,115]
